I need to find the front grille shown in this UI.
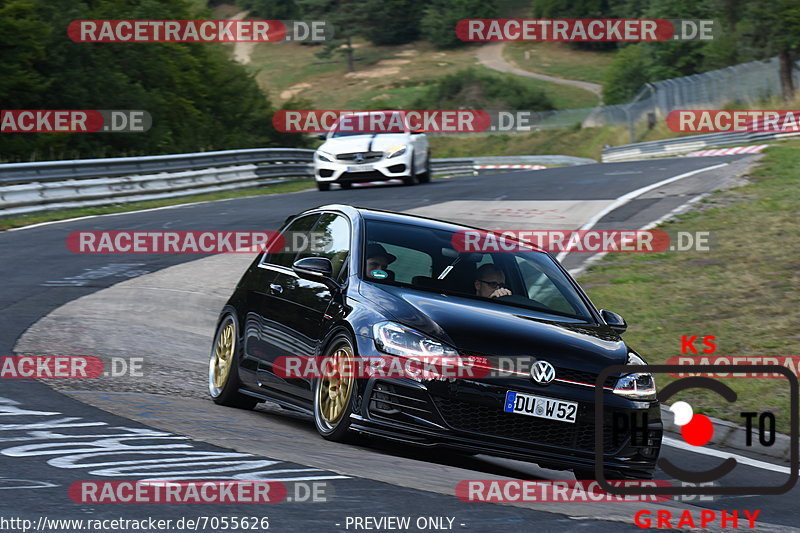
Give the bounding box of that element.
[339,170,389,180]
[434,396,616,452]
[336,151,384,163]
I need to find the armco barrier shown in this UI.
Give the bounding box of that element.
[0,149,598,217]
[0,148,316,186]
[0,149,471,217]
[601,130,800,162]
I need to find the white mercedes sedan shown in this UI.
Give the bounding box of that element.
[313,111,430,191]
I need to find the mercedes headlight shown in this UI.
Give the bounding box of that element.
[373,322,458,358]
[612,353,657,400]
[386,145,407,159]
[316,151,334,163]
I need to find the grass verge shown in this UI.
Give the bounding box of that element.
[429,125,631,159]
[247,39,598,110]
[578,142,800,429]
[504,42,616,85]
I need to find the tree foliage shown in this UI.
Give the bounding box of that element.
[0,0,305,162]
[421,0,497,48]
[414,69,554,111]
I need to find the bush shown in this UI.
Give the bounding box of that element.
[414,69,554,111]
[602,45,650,105]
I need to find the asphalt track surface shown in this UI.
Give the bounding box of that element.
[1,155,797,532]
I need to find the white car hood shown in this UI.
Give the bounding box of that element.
[319,133,410,155]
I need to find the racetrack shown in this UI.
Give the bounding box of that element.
[3,154,797,531]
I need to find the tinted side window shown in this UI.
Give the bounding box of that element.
[514,256,578,315]
[297,213,351,278]
[380,244,432,284]
[266,214,319,268]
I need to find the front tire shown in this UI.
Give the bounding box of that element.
[208,313,258,409]
[313,334,357,442]
[417,155,431,184]
[317,181,331,191]
[403,154,418,186]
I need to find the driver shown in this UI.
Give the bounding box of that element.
[474,264,511,299]
[365,243,397,278]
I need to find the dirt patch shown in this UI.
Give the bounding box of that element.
[280,82,312,99]
[378,59,411,66]
[345,67,401,79]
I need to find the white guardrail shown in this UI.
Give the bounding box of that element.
[0,149,593,217]
[601,130,800,162]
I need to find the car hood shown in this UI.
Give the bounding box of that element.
[319,134,410,155]
[358,281,629,373]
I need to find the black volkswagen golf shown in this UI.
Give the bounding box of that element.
[208,204,662,479]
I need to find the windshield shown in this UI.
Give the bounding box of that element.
[329,112,407,138]
[363,220,593,321]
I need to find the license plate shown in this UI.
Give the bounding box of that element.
[504,391,577,423]
[347,164,374,172]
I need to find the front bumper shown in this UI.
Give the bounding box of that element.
[314,153,412,183]
[350,337,662,477]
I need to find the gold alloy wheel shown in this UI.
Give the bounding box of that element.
[317,344,354,425]
[211,320,235,391]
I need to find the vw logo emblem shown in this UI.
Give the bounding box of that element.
[530,360,556,385]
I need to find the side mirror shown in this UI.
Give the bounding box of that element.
[292,257,339,290]
[600,309,627,334]
[317,133,327,140]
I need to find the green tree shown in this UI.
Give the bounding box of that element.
[737,0,800,100]
[360,0,425,45]
[238,0,301,19]
[0,0,303,161]
[601,44,649,104]
[295,0,367,71]
[421,0,497,48]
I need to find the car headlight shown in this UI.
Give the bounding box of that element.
[386,145,407,159]
[612,353,657,400]
[316,151,334,163]
[373,322,458,358]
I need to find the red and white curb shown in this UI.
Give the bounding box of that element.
[474,164,547,170]
[686,144,767,157]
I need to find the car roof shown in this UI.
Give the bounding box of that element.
[308,204,546,252]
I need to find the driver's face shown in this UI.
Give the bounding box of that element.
[475,271,505,298]
[366,256,389,274]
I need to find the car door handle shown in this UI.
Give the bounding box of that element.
[269,283,283,295]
